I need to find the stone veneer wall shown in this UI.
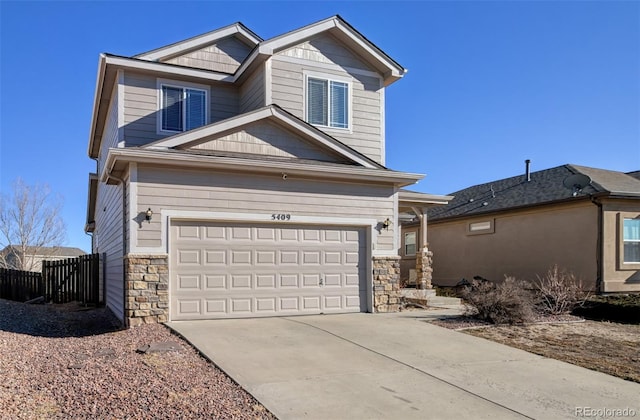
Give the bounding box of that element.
[415,248,434,289]
[373,256,401,313]
[124,254,169,327]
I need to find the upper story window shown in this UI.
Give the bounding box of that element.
[404,232,416,256]
[623,218,640,263]
[158,80,209,133]
[306,75,350,130]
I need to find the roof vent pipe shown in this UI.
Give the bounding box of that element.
[525,159,531,182]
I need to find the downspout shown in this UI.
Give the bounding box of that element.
[590,196,603,293]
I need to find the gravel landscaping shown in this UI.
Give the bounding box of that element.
[0,299,275,419]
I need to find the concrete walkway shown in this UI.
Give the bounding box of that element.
[168,311,639,420]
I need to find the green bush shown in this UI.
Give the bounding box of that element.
[460,277,535,324]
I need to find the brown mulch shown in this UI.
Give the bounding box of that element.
[0,299,275,419]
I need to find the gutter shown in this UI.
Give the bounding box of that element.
[102,148,424,187]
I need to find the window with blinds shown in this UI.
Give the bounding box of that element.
[624,218,640,263]
[307,77,349,129]
[160,84,207,132]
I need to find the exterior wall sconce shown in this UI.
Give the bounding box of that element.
[382,218,392,230]
[145,208,153,223]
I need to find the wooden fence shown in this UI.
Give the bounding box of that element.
[0,254,101,304]
[0,268,43,302]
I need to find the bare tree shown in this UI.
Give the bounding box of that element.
[0,178,67,271]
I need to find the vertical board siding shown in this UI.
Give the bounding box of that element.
[123,72,240,147]
[134,165,395,250]
[239,68,265,113]
[271,33,383,163]
[163,37,252,73]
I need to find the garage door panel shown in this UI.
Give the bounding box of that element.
[171,222,366,320]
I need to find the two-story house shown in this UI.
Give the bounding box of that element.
[85,16,449,327]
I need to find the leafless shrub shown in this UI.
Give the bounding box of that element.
[460,276,535,324]
[535,265,590,315]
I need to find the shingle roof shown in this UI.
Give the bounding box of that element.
[427,164,640,221]
[1,246,86,257]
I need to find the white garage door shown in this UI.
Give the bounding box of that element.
[170,221,367,320]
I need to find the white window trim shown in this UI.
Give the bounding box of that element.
[404,231,416,257]
[303,71,353,133]
[156,78,210,135]
[619,213,640,270]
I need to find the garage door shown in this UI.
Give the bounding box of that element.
[170,221,367,320]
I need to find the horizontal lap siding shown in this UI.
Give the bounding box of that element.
[123,72,239,147]
[270,43,382,163]
[239,68,265,112]
[135,165,395,250]
[95,182,124,321]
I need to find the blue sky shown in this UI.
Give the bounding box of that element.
[1,1,638,252]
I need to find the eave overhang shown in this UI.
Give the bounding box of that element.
[101,148,423,188]
[399,189,454,209]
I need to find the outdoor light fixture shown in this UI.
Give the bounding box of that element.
[145,208,153,223]
[382,218,392,230]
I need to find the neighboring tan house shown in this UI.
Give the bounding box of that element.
[85,16,450,326]
[0,246,86,272]
[400,163,640,293]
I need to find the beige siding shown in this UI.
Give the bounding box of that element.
[134,165,395,251]
[122,72,240,147]
[191,120,347,162]
[239,67,265,112]
[163,36,252,73]
[98,84,120,174]
[94,181,124,321]
[426,202,599,289]
[271,34,383,163]
[601,199,640,292]
[279,32,376,72]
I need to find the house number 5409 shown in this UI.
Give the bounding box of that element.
[271,214,291,221]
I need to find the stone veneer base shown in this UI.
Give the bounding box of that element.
[373,256,401,313]
[124,254,169,328]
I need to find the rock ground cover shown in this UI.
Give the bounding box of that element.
[0,299,275,419]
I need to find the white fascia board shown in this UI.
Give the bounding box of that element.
[103,148,423,186]
[145,105,379,169]
[258,19,336,55]
[135,24,261,61]
[399,190,454,206]
[333,20,405,78]
[104,55,234,83]
[87,54,107,158]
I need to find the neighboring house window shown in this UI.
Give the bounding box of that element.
[623,218,640,263]
[307,77,349,129]
[159,82,208,133]
[404,232,416,256]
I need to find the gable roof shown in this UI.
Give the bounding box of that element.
[427,164,640,222]
[134,22,262,61]
[1,246,86,257]
[144,104,384,169]
[88,16,406,158]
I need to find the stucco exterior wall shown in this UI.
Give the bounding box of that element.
[425,201,599,290]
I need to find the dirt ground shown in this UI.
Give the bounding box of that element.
[463,320,640,383]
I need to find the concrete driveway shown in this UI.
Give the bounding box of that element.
[168,312,639,419]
